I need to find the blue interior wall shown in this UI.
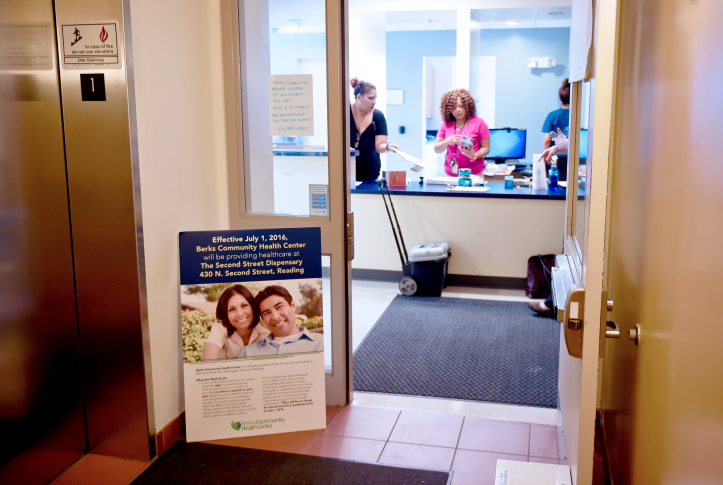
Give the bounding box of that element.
[385,31,457,166]
[386,28,570,166]
[480,28,570,164]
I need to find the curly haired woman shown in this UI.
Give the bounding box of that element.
[433,88,490,176]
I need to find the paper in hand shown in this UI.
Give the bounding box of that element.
[388,147,433,172]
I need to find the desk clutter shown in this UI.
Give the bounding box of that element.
[426,175,485,186]
[446,186,490,193]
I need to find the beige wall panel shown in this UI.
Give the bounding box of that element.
[130,0,229,432]
[351,194,565,278]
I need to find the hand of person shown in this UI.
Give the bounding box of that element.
[553,128,569,151]
[387,143,400,152]
[541,145,559,165]
[446,135,462,146]
[460,147,477,160]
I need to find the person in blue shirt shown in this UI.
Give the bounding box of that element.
[541,79,570,182]
[240,285,323,357]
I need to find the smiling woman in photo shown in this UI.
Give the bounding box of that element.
[201,284,270,360]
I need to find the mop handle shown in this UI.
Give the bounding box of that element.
[378,179,406,267]
[382,180,409,264]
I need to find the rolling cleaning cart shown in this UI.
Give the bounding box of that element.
[377,178,451,296]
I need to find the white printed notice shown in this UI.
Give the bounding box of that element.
[179,228,326,442]
[60,21,121,69]
[309,185,329,217]
[269,74,314,135]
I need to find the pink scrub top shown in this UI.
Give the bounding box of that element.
[437,116,491,176]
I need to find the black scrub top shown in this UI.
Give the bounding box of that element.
[351,108,388,181]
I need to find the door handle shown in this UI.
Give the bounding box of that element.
[629,323,641,346]
[605,320,620,338]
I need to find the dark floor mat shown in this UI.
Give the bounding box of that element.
[353,296,560,407]
[132,441,452,485]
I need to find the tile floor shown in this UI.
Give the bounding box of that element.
[51,404,563,485]
[51,281,561,485]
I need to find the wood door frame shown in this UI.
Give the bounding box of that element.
[559,0,622,483]
[218,0,352,406]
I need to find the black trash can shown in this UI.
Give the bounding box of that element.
[400,242,450,297]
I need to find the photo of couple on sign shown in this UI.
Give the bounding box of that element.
[181,279,324,363]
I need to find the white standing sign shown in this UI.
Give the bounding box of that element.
[269,74,314,135]
[179,228,327,442]
[60,21,120,69]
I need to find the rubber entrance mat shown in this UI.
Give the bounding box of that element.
[353,296,560,407]
[132,441,452,485]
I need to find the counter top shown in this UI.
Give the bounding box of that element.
[273,148,360,157]
[352,180,574,200]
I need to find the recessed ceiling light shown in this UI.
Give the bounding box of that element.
[505,21,519,25]
[548,12,564,16]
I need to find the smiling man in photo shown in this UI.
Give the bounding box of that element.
[240,285,323,357]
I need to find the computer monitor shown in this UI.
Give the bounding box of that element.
[487,128,527,162]
[579,128,589,160]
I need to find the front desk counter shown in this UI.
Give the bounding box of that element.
[351,180,575,287]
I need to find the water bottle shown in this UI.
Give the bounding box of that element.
[548,159,559,188]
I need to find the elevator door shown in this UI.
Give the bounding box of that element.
[0,0,87,483]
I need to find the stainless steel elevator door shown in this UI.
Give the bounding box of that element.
[0,0,88,483]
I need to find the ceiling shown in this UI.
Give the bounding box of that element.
[472,6,571,29]
[267,1,571,32]
[386,7,571,31]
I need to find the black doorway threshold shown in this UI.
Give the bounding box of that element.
[132,441,452,485]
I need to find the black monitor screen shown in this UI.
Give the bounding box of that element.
[488,129,527,160]
[579,129,589,159]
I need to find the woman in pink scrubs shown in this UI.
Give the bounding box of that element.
[433,89,491,176]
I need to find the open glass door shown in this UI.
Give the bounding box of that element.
[220,0,351,406]
[556,0,621,483]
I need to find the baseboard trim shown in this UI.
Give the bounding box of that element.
[351,268,526,290]
[155,411,185,458]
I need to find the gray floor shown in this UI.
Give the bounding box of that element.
[349,279,557,425]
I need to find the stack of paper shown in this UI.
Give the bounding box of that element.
[446,186,490,193]
[427,175,485,186]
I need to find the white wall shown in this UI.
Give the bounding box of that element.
[349,10,387,169]
[130,0,229,432]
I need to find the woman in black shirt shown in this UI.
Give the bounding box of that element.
[350,78,399,181]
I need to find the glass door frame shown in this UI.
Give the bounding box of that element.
[219,0,352,406]
[563,80,585,283]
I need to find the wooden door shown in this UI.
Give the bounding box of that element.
[600,0,723,482]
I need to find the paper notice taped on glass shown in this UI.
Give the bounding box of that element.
[388,148,433,172]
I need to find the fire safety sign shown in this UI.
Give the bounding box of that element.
[60,21,121,69]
